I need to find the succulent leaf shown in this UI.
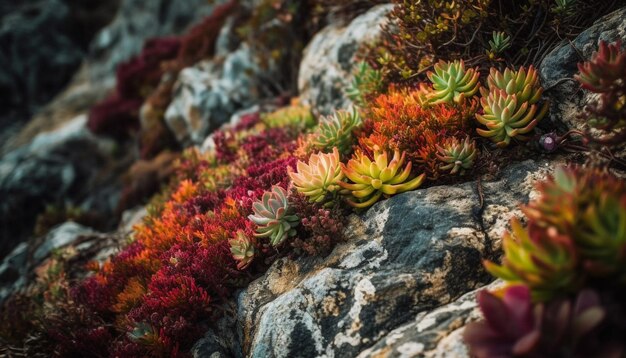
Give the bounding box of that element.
[261,103,316,130]
[421,60,480,105]
[524,166,626,278]
[289,147,344,203]
[465,286,610,358]
[229,231,255,270]
[486,31,511,59]
[484,219,580,301]
[339,146,424,208]
[313,108,362,155]
[435,136,478,175]
[248,186,299,246]
[476,67,548,147]
[575,40,626,94]
[346,61,384,107]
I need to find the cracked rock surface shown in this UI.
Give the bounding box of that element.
[194,159,559,357]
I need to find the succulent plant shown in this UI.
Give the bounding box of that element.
[464,285,541,358]
[229,231,255,270]
[465,285,610,358]
[484,219,580,301]
[346,61,384,107]
[486,31,511,59]
[289,147,344,203]
[339,146,425,208]
[524,166,626,278]
[435,136,478,175]
[248,186,299,246]
[312,108,362,155]
[576,41,626,93]
[476,88,548,147]
[482,66,544,104]
[420,60,480,105]
[552,0,577,16]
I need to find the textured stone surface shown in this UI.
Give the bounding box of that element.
[0,243,29,301]
[0,221,124,303]
[86,0,217,85]
[298,4,393,115]
[165,45,262,146]
[540,6,626,133]
[0,0,118,147]
[32,222,95,262]
[1,0,219,154]
[194,160,559,357]
[0,115,119,259]
[357,281,503,358]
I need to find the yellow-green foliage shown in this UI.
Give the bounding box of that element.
[339,146,425,208]
[262,103,316,130]
[289,147,344,203]
[476,66,548,147]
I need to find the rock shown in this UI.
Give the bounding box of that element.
[32,222,94,262]
[1,0,219,154]
[0,221,125,302]
[192,311,242,358]
[215,16,241,57]
[192,160,557,357]
[298,4,393,115]
[540,6,626,132]
[0,115,119,259]
[0,0,117,145]
[118,206,148,235]
[86,0,218,86]
[0,243,29,300]
[357,281,503,358]
[165,44,262,146]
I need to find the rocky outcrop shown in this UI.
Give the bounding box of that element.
[356,281,502,358]
[0,0,118,147]
[298,4,393,115]
[0,115,121,259]
[540,6,626,133]
[0,0,220,257]
[1,0,219,154]
[86,0,218,86]
[0,206,144,302]
[164,45,262,146]
[193,160,559,357]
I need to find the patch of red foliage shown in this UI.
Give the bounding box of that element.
[359,87,478,179]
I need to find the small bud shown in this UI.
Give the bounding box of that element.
[539,133,558,152]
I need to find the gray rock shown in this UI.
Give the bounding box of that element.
[32,222,94,262]
[192,310,242,358]
[86,0,218,86]
[165,44,262,146]
[540,6,626,133]
[298,4,393,115]
[0,243,29,302]
[0,0,119,147]
[0,115,117,259]
[0,221,126,302]
[357,281,503,358]
[215,16,242,57]
[193,160,557,357]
